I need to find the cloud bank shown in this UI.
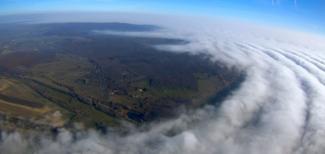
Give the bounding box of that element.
[1,13,325,154]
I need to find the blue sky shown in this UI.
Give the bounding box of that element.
[0,0,324,33]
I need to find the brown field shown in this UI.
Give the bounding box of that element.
[0,51,53,69]
[0,93,43,108]
[0,99,46,118]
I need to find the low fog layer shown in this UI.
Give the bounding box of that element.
[1,13,325,154]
